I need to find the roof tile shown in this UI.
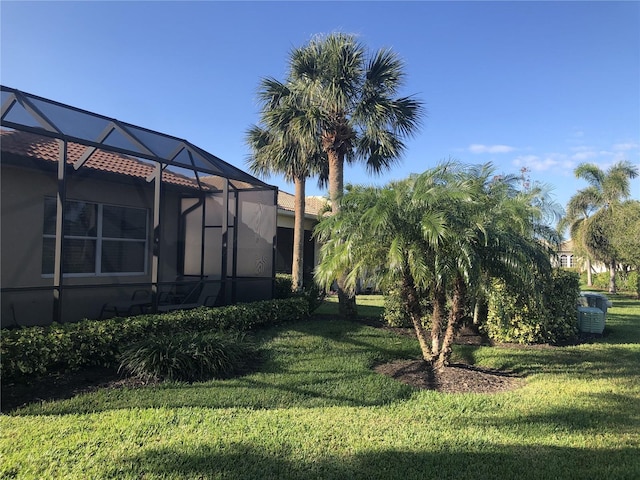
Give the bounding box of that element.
[1,129,204,189]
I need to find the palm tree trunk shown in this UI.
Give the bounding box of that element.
[327,148,357,317]
[608,260,617,294]
[431,284,446,356]
[292,176,306,293]
[328,150,344,214]
[586,257,593,286]
[436,275,466,369]
[402,273,432,362]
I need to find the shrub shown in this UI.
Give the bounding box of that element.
[383,288,412,327]
[298,282,326,313]
[591,272,611,290]
[274,274,293,298]
[484,269,580,345]
[1,297,309,383]
[619,270,639,293]
[382,287,430,328]
[118,331,257,382]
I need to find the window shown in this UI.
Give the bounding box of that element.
[42,198,147,276]
[560,255,568,268]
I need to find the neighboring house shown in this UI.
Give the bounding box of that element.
[555,239,578,268]
[276,191,328,281]
[554,239,607,273]
[1,86,277,327]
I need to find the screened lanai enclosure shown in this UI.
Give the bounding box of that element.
[1,86,277,327]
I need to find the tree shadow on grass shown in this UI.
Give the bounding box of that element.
[102,443,640,480]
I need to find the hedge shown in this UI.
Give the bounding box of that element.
[1,297,309,384]
[484,269,580,345]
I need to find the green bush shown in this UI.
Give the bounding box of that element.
[382,288,412,327]
[1,297,309,383]
[298,282,326,313]
[589,270,638,293]
[484,269,580,345]
[619,270,639,293]
[118,331,257,382]
[591,272,610,290]
[382,287,429,328]
[274,274,293,298]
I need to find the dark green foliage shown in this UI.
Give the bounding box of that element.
[590,272,611,290]
[297,282,326,313]
[591,270,639,293]
[382,287,429,328]
[1,297,308,383]
[118,332,257,382]
[484,269,580,344]
[274,273,294,299]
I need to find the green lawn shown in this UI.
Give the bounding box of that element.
[1,295,639,479]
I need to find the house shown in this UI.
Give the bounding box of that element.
[1,86,277,327]
[275,191,328,281]
[554,239,607,273]
[555,239,578,268]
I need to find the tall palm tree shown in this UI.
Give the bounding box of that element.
[558,188,599,285]
[569,161,638,293]
[288,33,424,316]
[246,78,326,292]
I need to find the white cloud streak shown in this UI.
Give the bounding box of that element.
[612,142,639,152]
[468,144,516,154]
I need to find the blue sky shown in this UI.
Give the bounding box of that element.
[2,1,639,222]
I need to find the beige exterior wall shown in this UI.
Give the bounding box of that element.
[1,164,182,326]
[276,211,318,231]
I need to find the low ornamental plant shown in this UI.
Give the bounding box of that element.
[118,331,258,382]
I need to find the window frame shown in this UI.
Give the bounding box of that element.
[42,197,149,278]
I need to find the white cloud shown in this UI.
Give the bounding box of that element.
[513,153,575,173]
[468,144,516,154]
[612,142,639,152]
[571,150,597,162]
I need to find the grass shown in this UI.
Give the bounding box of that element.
[313,294,385,318]
[1,295,639,479]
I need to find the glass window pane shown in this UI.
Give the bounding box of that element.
[101,240,145,273]
[42,237,55,274]
[43,197,57,235]
[63,239,96,273]
[102,206,146,239]
[64,201,97,237]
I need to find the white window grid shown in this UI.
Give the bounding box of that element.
[42,198,148,277]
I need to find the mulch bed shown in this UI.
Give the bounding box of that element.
[374,360,523,394]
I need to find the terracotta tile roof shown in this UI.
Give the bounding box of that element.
[1,129,204,189]
[277,190,329,217]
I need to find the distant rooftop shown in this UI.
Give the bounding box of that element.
[277,190,329,218]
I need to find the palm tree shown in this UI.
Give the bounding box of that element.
[558,189,599,285]
[430,165,556,368]
[314,171,452,361]
[570,161,638,293]
[315,162,554,368]
[288,33,424,316]
[246,78,326,292]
